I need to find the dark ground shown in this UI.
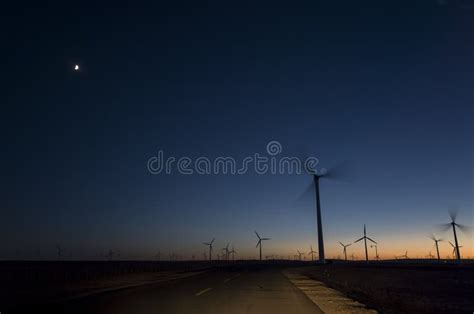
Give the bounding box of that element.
[297,262,474,313]
[1,260,473,313]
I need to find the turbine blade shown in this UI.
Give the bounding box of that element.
[354,237,364,243]
[457,224,472,234]
[256,240,261,248]
[448,205,460,223]
[367,237,377,244]
[321,160,356,182]
[211,238,215,244]
[346,243,352,247]
[255,231,261,239]
[429,233,442,242]
[435,223,452,232]
[339,241,344,247]
[262,238,270,240]
[294,180,315,209]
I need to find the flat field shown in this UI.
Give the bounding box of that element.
[296,261,474,313]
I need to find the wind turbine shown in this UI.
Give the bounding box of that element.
[56,245,63,260]
[401,250,408,259]
[298,161,351,263]
[221,243,230,261]
[449,241,463,260]
[106,249,115,261]
[255,231,270,261]
[202,238,215,261]
[297,250,305,261]
[338,242,352,261]
[308,246,317,261]
[354,224,376,262]
[430,234,443,261]
[438,209,470,264]
[229,245,236,261]
[370,244,379,260]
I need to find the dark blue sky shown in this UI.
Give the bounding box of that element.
[1,1,472,259]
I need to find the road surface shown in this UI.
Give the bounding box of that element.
[44,266,323,314]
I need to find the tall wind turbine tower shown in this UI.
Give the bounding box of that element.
[438,209,470,264]
[312,173,325,263]
[299,161,351,263]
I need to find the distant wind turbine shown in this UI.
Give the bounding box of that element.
[402,250,408,259]
[354,224,376,262]
[56,245,63,261]
[308,246,317,261]
[297,250,304,261]
[203,238,215,261]
[221,243,230,261]
[449,241,463,259]
[229,245,236,261]
[370,244,379,260]
[255,231,270,261]
[396,251,408,260]
[338,242,352,261]
[429,234,443,261]
[106,249,115,261]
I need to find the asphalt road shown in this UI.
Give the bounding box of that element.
[45,266,323,314]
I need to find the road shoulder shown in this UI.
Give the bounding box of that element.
[283,269,377,314]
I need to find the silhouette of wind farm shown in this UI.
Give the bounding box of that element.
[3,2,473,312]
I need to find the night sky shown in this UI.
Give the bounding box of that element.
[1,1,472,260]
